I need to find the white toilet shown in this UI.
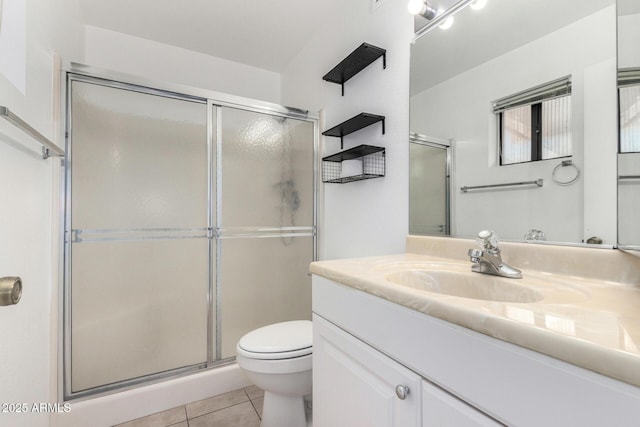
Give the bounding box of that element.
[236,320,312,427]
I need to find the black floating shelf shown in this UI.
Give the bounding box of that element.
[322,145,385,184]
[322,113,385,149]
[323,43,386,96]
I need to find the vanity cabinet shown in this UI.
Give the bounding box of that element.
[421,380,500,427]
[312,275,640,427]
[314,315,421,426]
[314,314,500,427]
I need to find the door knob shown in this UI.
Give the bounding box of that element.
[0,277,22,306]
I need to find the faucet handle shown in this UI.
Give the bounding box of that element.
[476,230,500,253]
[468,248,482,263]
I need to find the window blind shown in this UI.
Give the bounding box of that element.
[493,76,572,114]
[619,68,640,153]
[541,96,572,159]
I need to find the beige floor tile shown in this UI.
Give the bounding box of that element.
[250,396,264,418]
[185,388,249,419]
[188,401,260,427]
[244,385,264,400]
[168,422,188,427]
[114,406,186,427]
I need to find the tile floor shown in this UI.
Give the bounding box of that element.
[114,385,265,427]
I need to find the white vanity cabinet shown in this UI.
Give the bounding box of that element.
[313,314,422,427]
[312,275,640,427]
[421,379,500,427]
[314,314,500,427]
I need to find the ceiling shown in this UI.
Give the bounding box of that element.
[77,0,346,73]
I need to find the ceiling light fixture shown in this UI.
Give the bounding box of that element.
[407,0,437,20]
[411,0,485,42]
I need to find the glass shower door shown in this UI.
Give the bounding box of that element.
[68,80,210,393]
[217,107,315,359]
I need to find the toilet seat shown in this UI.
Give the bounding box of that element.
[237,320,312,360]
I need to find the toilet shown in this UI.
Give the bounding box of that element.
[236,320,313,427]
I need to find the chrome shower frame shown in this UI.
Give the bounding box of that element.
[60,63,319,401]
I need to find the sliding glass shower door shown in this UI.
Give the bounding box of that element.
[68,80,210,394]
[217,107,314,358]
[65,76,316,398]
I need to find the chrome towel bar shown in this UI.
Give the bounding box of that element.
[0,105,64,159]
[461,179,543,193]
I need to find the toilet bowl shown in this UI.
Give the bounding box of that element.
[236,320,312,427]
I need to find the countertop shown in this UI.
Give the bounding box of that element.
[310,239,640,388]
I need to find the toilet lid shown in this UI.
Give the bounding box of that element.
[237,320,312,357]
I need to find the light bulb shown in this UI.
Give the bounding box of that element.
[470,0,487,10]
[408,0,437,19]
[407,0,425,15]
[438,13,454,30]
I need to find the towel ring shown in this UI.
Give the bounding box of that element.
[552,160,580,186]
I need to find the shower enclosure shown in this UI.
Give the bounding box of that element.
[63,72,316,398]
[409,134,451,236]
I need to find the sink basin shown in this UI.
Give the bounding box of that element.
[386,269,544,303]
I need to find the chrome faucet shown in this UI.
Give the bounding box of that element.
[468,230,522,279]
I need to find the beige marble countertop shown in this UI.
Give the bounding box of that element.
[310,236,640,388]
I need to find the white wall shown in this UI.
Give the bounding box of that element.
[410,6,617,244]
[281,0,413,260]
[0,0,84,426]
[618,13,640,69]
[84,25,282,104]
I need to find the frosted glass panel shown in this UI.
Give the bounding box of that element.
[220,107,314,227]
[71,239,209,392]
[501,105,532,164]
[542,96,572,159]
[71,81,208,230]
[220,237,313,358]
[66,79,316,396]
[409,143,448,235]
[620,85,640,153]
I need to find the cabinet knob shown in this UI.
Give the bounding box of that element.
[395,384,410,400]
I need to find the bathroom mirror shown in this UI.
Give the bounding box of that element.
[409,0,618,245]
[617,0,640,249]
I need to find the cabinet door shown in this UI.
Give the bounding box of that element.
[313,315,422,427]
[422,380,502,427]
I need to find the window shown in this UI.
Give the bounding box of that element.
[494,76,572,165]
[619,68,640,153]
